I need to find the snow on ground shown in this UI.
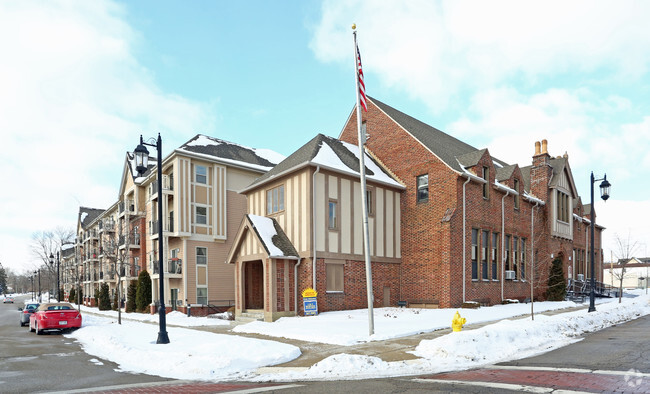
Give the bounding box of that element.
[75,305,232,327]
[69,314,300,381]
[64,292,650,382]
[233,298,606,345]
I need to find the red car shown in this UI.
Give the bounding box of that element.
[29,302,82,335]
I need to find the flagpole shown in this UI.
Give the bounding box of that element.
[352,24,374,336]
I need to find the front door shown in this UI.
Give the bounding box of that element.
[171,288,178,311]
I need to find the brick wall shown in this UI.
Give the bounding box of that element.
[339,100,605,308]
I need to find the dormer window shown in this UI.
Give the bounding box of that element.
[556,190,570,222]
[514,179,520,209]
[482,167,490,199]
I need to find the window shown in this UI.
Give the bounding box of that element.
[482,167,490,199]
[514,179,520,209]
[195,165,207,184]
[417,174,429,203]
[366,189,374,216]
[481,230,489,280]
[266,185,285,214]
[556,190,570,222]
[471,229,478,280]
[328,200,338,230]
[513,236,518,278]
[196,206,207,225]
[197,287,207,305]
[196,247,207,265]
[505,235,511,272]
[491,233,498,280]
[326,262,344,292]
[520,238,526,280]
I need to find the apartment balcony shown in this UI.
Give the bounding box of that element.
[129,234,141,249]
[150,174,174,201]
[151,259,182,278]
[99,219,115,233]
[118,200,136,217]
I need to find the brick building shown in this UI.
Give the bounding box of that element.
[227,97,605,321]
[339,97,604,308]
[227,134,404,322]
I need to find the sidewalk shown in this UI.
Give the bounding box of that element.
[192,303,590,370]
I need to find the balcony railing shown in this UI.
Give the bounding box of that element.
[151,259,182,275]
[168,258,182,274]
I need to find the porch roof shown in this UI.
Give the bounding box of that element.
[226,214,299,264]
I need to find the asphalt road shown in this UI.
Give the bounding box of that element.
[0,295,171,393]
[2,294,649,393]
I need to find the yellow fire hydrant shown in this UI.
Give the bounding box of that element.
[452,311,466,332]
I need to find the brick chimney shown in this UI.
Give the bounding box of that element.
[530,139,552,202]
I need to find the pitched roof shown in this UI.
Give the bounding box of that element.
[176,134,284,172]
[246,215,299,258]
[244,133,403,192]
[78,207,104,229]
[496,164,518,182]
[369,96,509,172]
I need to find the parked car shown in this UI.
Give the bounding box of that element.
[3,295,15,303]
[19,303,40,326]
[29,302,82,335]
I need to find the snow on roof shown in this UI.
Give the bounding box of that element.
[312,140,403,188]
[179,134,284,172]
[248,214,285,257]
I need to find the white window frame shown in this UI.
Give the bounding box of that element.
[195,165,207,184]
[195,205,207,225]
[196,247,207,265]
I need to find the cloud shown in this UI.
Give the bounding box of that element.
[311,0,650,260]
[310,0,650,111]
[0,0,216,272]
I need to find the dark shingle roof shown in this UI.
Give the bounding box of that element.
[246,133,401,191]
[79,207,104,229]
[178,134,280,170]
[496,164,517,182]
[369,96,509,172]
[246,215,299,258]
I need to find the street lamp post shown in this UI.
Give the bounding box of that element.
[49,252,60,301]
[134,133,169,344]
[589,172,611,313]
[30,275,34,301]
[34,270,41,302]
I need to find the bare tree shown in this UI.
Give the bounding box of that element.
[611,231,641,303]
[31,227,75,300]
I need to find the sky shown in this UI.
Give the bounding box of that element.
[49,290,650,383]
[1,0,649,273]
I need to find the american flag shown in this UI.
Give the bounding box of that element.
[356,43,368,112]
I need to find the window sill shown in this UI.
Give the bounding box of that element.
[326,291,344,294]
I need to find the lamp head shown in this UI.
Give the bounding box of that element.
[600,175,611,201]
[134,136,149,176]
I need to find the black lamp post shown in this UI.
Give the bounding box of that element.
[49,252,60,302]
[30,275,34,301]
[34,270,41,302]
[134,133,169,344]
[588,172,611,313]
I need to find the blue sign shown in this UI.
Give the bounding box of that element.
[303,297,318,316]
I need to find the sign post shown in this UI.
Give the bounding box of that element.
[302,288,318,316]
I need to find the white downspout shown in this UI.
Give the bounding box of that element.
[530,202,536,308]
[312,165,321,291]
[462,175,471,303]
[294,257,302,315]
[501,189,510,301]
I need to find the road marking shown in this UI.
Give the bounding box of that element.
[44,381,303,393]
[412,378,591,393]
[489,364,650,378]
